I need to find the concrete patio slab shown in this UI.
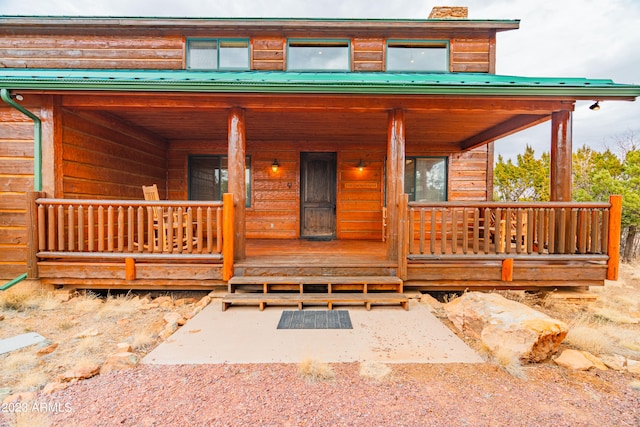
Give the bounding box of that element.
[143,299,482,364]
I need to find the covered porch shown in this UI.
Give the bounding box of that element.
[4,70,634,291]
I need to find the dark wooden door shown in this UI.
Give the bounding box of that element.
[300,152,337,239]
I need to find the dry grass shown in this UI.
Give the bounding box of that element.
[491,347,527,380]
[129,329,159,352]
[95,294,141,319]
[70,291,103,313]
[593,307,639,324]
[3,353,39,376]
[0,288,37,311]
[16,370,49,391]
[359,361,391,382]
[1,286,204,401]
[75,336,103,357]
[564,324,617,355]
[297,358,335,382]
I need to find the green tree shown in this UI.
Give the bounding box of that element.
[494,145,549,201]
[572,145,622,202]
[619,150,640,261]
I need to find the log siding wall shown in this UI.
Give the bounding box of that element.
[1,34,491,73]
[451,37,491,73]
[61,109,168,199]
[0,35,184,69]
[168,139,487,240]
[449,146,490,200]
[0,107,34,278]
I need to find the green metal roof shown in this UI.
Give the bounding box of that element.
[1,69,639,98]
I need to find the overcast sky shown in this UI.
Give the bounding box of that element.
[1,0,639,160]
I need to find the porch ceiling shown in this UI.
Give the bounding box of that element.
[102,105,538,150]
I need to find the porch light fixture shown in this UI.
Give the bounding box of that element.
[357,159,365,171]
[271,159,279,172]
[589,101,600,111]
[10,93,24,101]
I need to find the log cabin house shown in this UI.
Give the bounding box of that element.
[1,7,639,307]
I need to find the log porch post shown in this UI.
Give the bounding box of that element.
[26,191,43,279]
[386,109,405,260]
[607,194,622,281]
[550,110,572,201]
[227,107,246,260]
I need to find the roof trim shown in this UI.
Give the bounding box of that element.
[1,70,639,99]
[0,16,520,32]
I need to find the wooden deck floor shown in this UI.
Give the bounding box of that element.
[240,239,392,267]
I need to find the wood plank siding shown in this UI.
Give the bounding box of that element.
[61,109,168,199]
[1,32,493,73]
[0,107,33,278]
[449,146,491,200]
[168,137,485,241]
[352,38,384,71]
[0,35,184,69]
[251,38,285,71]
[451,37,492,73]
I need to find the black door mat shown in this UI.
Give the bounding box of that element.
[277,310,352,329]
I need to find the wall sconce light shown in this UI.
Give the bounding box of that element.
[10,93,24,101]
[357,159,365,171]
[271,159,279,172]
[589,101,600,111]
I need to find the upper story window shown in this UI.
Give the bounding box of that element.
[404,157,448,202]
[186,39,250,70]
[287,40,350,71]
[387,41,449,72]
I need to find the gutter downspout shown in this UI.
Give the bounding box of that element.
[1,88,42,291]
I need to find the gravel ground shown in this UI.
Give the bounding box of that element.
[3,362,639,426]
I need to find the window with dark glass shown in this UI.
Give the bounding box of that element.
[387,41,449,72]
[404,157,447,201]
[287,40,350,71]
[189,155,251,206]
[186,39,250,70]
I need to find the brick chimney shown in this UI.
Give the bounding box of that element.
[428,6,468,19]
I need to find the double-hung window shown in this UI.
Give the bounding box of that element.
[287,39,350,71]
[186,39,250,70]
[189,155,251,206]
[404,157,448,202]
[387,41,449,72]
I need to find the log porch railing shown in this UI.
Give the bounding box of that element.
[400,195,622,280]
[27,193,235,280]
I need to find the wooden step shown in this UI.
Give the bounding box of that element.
[227,275,403,293]
[221,292,409,311]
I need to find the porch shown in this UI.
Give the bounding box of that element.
[26,193,621,292]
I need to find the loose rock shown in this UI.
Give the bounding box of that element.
[580,351,608,370]
[196,296,211,308]
[627,359,640,374]
[175,297,196,306]
[554,349,594,371]
[42,381,69,395]
[600,353,626,371]
[100,352,139,374]
[60,364,100,382]
[163,311,186,326]
[74,328,99,338]
[116,342,132,352]
[36,342,59,357]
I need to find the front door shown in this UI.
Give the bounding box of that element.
[300,152,336,239]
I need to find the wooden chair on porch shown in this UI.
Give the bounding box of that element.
[142,184,193,251]
[486,210,528,252]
